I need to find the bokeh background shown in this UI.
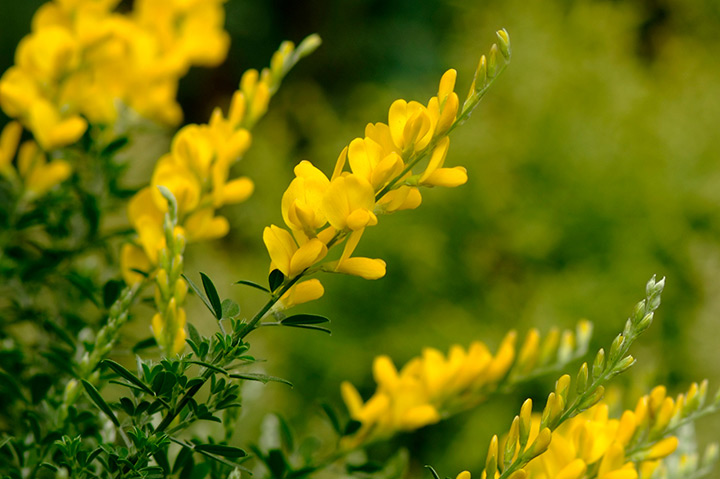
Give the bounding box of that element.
[3,0,720,475]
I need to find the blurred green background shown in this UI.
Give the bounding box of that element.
[3,0,720,474]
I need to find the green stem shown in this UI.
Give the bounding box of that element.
[153,274,303,434]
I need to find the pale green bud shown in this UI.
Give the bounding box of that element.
[296,34,322,60]
[496,29,511,60]
[592,349,605,380]
[578,386,605,411]
[576,362,589,394]
[609,334,625,361]
[487,44,499,77]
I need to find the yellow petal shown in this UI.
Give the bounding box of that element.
[120,243,152,285]
[263,225,297,277]
[645,437,678,460]
[223,177,254,204]
[401,405,440,430]
[26,159,72,196]
[279,279,325,309]
[289,238,327,277]
[420,136,450,182]
[341,381,364,417]
[556,459,587,479]
[0,121,22,170]
[438,69,457,103]
[388,99,408,151]
[184,209,230,242]
[335,257,386,280]
[373,355,399,388]
[424,167,468,187]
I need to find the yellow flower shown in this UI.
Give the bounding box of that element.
[426,69,460,137]
[263,225,328,278]
[322,174,378,232]
[120,243,152,285]
[28,100,87,151]
[281,160,331,234]
[347,136,404,191]
[418,137,467,187]
[16,140,72,197]
[151,299,187,356]
[342,331,518,446]
[388,99,435,154]
[277,279,325,310]
[127,187,166,263]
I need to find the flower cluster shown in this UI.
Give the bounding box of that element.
[121,36,321,354]
[264,30,511,310]
[340,321,590,448]
[265,71,468,307]
[0,0,229,151]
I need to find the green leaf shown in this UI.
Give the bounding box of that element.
[182,274,216,317]
[200,272,223,319]
[130,268,149,278]
[39,462,58,472]
[152,371,177,397]
[194,443,247,459]
[101,136,129,157]
[344,419,362,436]
[81,379,120,427]
[29,374,52,404]
[268,269,285,292]
[132,337,157,353]
[187,323,201,346]
[173,445,193,474]
[235,279,270,293]
[281,314,329,326]
[321,403,342,434]
[279,324,331,335]
[221,298,240,319]
[188,360,228,375]
[103,280,124,309]
[103,360,154,395]
[347,462,384,473]
[267,449,288,479]
[230,372,292,387]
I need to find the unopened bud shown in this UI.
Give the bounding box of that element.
[487,44,499,77]
[609,334,625,361]
[702,443,719,468]
[496,29,511,60]
[297,34,322,59]
[615,355,635,374]
[576,363,589,394]
[519,399,532,447]
[555,374,571,404]
[578,386,605,411]
[636,312,654,333]
[592,349,605,380]
[505,417,520,467]
[645,436,678,460]
[526,428,552,459]
[485,435,498,476]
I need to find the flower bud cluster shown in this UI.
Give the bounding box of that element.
[0,0,229,151]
